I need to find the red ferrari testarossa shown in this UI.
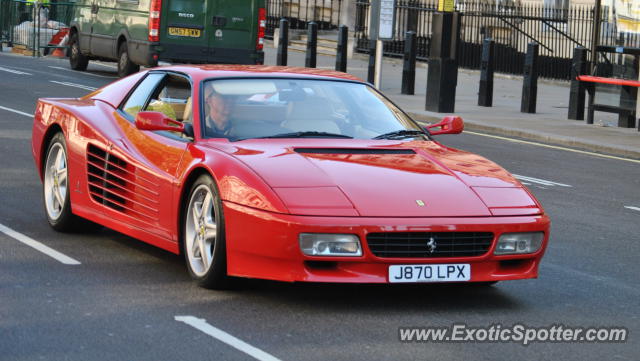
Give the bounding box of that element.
[32,65,550,288]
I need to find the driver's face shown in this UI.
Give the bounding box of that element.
[207,93,231,130]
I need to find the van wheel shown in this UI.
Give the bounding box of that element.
[117,42,140,77]
[69,33,88,71]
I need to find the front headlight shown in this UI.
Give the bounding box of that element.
[494,232,544,255]
[299,233,362,257]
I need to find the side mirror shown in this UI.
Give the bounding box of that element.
[135,111,186,133]
[426,116,464,135]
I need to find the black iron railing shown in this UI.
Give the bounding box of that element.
[354,0,639,80]
[0,0,77,54]
[266,0,342,38]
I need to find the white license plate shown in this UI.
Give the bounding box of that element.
[388,264,471,283]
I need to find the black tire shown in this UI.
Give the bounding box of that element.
[69,33,88,71]
[117,41,140,78]
[182,174,230,289]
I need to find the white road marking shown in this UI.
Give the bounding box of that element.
[464,130,640,165]
[0,66,32,75]
[91,61,118,69]
[0,105,33,117]
[0,223,81,265]
[175,316,282,361]
[513,174,572,187]
[49,81,98,91]
[624,206,640,212]
[47,66,116,78]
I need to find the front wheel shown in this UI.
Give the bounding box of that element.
[43,133,74,231]
[183,175,230,289]
[69,33,88,71]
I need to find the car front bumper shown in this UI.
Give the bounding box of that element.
[224,202,550,283]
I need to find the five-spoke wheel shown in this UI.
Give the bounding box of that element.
[43,133,78,231]
[183,175,229,289]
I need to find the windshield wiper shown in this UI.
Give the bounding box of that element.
[254,131,354,139]
[373,129,427,140]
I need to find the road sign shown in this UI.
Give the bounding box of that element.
[369,0,397,41]
[438,0,455,12]
[378,0,397,40]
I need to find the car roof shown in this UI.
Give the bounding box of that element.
[87,65,367,110]
[156,64,365,83]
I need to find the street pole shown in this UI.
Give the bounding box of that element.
[369,0,396,89]
[590,0,601,73]
[374,39,383,88]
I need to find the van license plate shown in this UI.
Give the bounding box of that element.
[168,27,201,38]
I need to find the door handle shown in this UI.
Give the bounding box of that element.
[212,16,227,27]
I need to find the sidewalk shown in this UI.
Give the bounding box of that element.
[264,43,640,160]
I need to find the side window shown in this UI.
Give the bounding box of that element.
[121,73,165,119]
[144,74,193,124]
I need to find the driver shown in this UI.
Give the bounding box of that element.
[204,86,235,137]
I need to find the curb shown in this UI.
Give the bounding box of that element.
[408,112,640,160]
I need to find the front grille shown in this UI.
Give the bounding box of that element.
[367,232,494,258]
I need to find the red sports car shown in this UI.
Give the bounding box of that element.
[32,65,550,289]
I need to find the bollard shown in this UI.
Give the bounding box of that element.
[478,38,495,107]
[335,25,348,72]
[305,22,318,68]
[618,54,638,128]
[277,18,289,66]
[521,42,539,113]
[401,31,417,95]
[568,46,588,120]
[425,12,460,113]
[367,40,376,84]
[426,58,458,112]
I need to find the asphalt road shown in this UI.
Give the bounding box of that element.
[0,53,639,361]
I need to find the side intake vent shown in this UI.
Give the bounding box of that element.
[86,144,159,221]
[294,148,415,154]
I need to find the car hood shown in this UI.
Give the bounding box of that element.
[201,139,541,217]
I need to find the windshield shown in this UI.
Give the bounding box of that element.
[200,78,426,140]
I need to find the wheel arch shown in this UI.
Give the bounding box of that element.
[177,166,216,254]
[39,123,65,179]
[68,25,78,37]
[115,30,130,56]
[67,26,79,56]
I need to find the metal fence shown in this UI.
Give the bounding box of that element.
[354,0,638,80]
[0,0,76,55]
[266,0,342,38]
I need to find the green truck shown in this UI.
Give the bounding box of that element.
[68,0,266,77]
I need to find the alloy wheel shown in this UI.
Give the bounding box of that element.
[185,184,218,277]
[43,143,68,221]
